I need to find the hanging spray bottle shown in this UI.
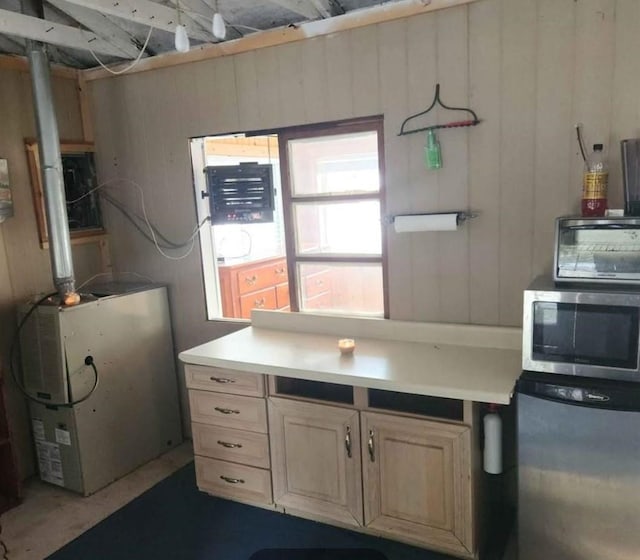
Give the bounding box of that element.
[425,129,442,170]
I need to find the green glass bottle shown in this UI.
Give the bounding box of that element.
[425,129,442,170]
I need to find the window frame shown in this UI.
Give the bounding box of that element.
[277,116,389,318]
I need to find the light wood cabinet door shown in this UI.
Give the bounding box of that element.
[268,397,363,527]
[361,412,474,557]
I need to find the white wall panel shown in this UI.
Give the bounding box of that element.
[89,0,640,349]
[0,69,103,478]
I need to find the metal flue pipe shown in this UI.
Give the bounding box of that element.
[22,0,77,300]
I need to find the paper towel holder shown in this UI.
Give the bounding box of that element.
[386,211,478,227]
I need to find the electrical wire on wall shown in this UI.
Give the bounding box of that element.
[66,177,210,260]
[9,293,100,409]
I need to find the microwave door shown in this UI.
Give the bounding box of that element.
[526,299,640,381]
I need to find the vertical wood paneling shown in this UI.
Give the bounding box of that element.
[468,0,501,325]
[301,38,330,124]
[53,78,83,139]
[213,56,240,133]
[378,19,411,320]
[610,0,640,209]
[255,47,282,129]
[570,0,616,212]
[278,43,306,126]
[405,13,439,321]
[90,0,640,341]
[325,32,354,121]
[532,0,575,275]
[435,6,470,324]
[499,0,537,326]
[350,25,381,117]
[0,68,102,480]
[234,51,261,131]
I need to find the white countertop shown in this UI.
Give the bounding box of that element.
[179,311,522,404]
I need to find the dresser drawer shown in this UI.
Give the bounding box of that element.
[303,290,332,310]
[195,456,272,506]
[185,364,265,397]
[192,423,270,469]
[276,283,290,308]
[189,391,268,433]
[240,286,278,319]
[303,269,332,298]
[237,259,287,296]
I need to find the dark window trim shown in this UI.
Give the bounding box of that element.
[278,116,389,318]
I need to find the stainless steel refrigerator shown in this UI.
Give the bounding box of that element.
[517,372,640,560]
[20,283,182,495]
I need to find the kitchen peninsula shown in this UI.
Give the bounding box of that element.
[179,310,521,559]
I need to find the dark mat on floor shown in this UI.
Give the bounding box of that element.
[46,462,456,560]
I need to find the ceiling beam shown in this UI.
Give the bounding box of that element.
[59,0,214,43]
[83,0,476,82]
[47,0,143,59]
[0,9,129,58]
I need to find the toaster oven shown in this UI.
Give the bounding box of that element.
[554,216,640,284]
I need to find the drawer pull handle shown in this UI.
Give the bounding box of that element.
[217,440,243,449]
[275,267,285,275]
[214,407,240,415]
[210,377,235,384]
[345,426,352,458]
[368,429,375,462]
[245,275,258,285]
[220,475,245,484]
[316,280,324,286]
[254,297,266,308]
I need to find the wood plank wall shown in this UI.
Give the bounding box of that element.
[89,0,637,352]
[0,68,103,478]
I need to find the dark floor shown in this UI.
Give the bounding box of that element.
[47,462,458,560]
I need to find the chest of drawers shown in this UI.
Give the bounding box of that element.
[218,256,289,319]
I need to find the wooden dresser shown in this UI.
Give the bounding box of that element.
[218,256,289,319]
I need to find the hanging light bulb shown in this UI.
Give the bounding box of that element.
[212,12,226,40]
[174,0,190,53]
[212,0,226,40]
[175,24,190,52]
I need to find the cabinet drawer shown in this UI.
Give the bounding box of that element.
[276,283,290,309]
[237,259,287,296]
[195,456,272,506]
[303,290,332,310]
[189,391,268,433]
[303,270,332,299]
[192,423,270,468]
[240,287,277,319]
[185,365,265,396]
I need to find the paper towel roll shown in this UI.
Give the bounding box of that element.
[393,213,459,233]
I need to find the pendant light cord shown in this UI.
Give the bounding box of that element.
[87,25,154,76]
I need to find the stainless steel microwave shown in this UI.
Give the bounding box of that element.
[523,276,640,382]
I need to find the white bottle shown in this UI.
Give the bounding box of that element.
[483,404,502,474]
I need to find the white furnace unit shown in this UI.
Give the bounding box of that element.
[19,283,182,496]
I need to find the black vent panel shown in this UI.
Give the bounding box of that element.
[205,162,275,224]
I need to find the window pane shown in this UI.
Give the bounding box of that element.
[298,263,384,316]
[293,200,381,256]
[288,131,380,196]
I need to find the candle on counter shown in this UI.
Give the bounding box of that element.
[338,338,355,355]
